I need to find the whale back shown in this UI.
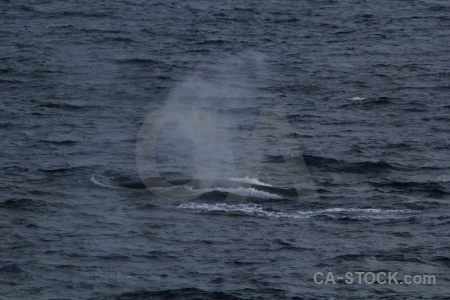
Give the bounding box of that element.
[117,177,304,199]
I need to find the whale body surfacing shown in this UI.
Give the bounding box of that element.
[117,177,314,199]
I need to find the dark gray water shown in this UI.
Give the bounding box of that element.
[1,0,449,299]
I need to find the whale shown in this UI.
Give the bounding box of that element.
[117,177,316,199]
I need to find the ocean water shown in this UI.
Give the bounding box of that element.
[1,0,449,299]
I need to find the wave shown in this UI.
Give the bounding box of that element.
[0,198,62,211]
[271,18,300,23]
[38,166,84,174]
[99,37,136,43]
[300,154,402,173]
[370,180,446,190]
[50,11,113,18]
[114,58,161,65]
[213,186,282,199]
[0,264,28,275]
[38,102,100,111]
[111,288,242,300]
[195,39,228,45]
[369,180,449,198]
[39,140,78,146]
[0,122,13,128]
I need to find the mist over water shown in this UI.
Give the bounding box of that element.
[139,52,272,181]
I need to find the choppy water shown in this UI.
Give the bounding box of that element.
[1,0,449,299]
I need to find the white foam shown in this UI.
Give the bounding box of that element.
[178,203,415,220]
[216,186,282,199]
[349,96,366,101]
[90,174,120,189]
[437,175,450,182]
[318,208,413,214]
[230,176,272,186]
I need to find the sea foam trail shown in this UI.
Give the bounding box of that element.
[178,203,416,220]
[90,174,121,189]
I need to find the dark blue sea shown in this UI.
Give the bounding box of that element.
[1,0,449,299]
